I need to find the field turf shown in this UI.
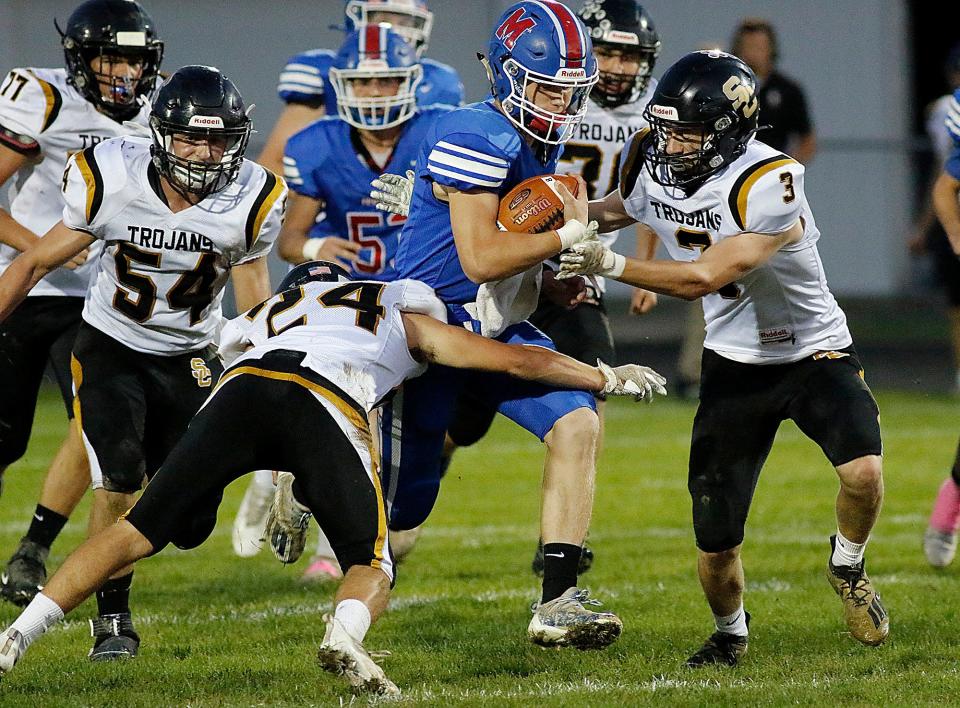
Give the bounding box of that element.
[0,386,957,705]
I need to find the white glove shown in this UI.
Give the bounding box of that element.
[370,169,415,217]
[557,240,626,279]
[596,359,668,403]
[554,219,600,250]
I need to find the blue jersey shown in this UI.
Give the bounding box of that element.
[945,89,960,179]
[277,49,464,112]
[283,106,450,279]
[394,100,562,305]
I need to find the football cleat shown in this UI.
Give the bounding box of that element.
[531,539,594,577]
[924,527,958,568]
[827,535,889,646]
[301,557,343,584]
[89,612,140,661]
[316,614,399,697]
[0,627,26,677]
[527,587,622,650]
[684,612,751,667]
[231,476,274,557]
[265,472,312,564]
[1,538,49,607]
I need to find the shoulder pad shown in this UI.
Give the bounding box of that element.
[425,109,520,190]
[0,68,63,140]
[278,49,334,103]
[727,154,803,233]
[946,89,960,143]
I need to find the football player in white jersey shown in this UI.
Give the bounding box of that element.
[559,51,888,663]
[0,65,283,661]
[0,260,663,695]
[0,0,163,607]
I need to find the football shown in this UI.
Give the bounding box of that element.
[496,174,580,234]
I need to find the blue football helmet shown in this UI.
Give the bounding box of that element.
[344,0,433,56]
[485,0,598,145]
[329,24,422,130]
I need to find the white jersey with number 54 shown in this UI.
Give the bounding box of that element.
[620,137,851,364]
[61,136,286,355]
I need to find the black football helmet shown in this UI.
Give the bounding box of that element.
[642,51,760,190]
[149,66,251,199]
[56,0,163,121]
[578,0,660,108]
[277,261,352,293]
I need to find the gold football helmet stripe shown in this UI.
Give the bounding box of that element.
[733,156,796,231]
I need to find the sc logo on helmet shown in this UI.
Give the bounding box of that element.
[722,76,758,118]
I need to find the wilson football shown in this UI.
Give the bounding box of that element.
[496,174,580,234]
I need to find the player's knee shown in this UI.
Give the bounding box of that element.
[837,455,883,498]
[699,545,741,571]
[545,407,599,452]
[0,434,30,468]
[100,440,147,493]
[689,473,745,552]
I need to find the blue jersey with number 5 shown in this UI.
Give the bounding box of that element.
[283,106,451,279]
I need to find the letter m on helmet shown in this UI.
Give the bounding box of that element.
[496,7,536,50]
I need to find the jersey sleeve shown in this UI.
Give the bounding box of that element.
[282,127,326,200]
[395,278,447,322]
[729,157,804,234]
[60,145,109,236]
[945,89,960,145]
[617,130,649,223]
[216,314,255,366]
[0,68,60,153]
[236,170,288,264]
[277,51,331,107]
[425,130,515,191]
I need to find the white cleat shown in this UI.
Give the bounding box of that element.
[528,587,622,650]
[317,615,399,697]
[231,476,274,557]
[0,627,26,677]
[924,527,958,568]
[265,472,312,564]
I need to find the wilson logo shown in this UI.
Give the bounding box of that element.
[496,8,536,50]
[513,197,554,225]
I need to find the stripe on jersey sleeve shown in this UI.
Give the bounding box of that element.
[427,140,509,188]
[245,170,285,250]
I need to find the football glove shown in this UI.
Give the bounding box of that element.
[557,240,626,279]
[370,169,415,217]
[596,359,667,403]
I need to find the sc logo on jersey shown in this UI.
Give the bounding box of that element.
[190,358,212,387]
[722,76,758,118]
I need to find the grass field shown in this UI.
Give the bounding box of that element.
[0,386,958,705]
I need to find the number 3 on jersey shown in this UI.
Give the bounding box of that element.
[346,212,405,274]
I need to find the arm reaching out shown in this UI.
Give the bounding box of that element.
[401,312,667,402]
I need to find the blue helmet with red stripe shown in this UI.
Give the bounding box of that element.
[485,0,598,145]
[344,0,433,56]
[329,24,422,130]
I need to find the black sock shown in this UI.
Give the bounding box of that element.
[96,571,134,616]
[25,504,69,550]
[541,543,582,603]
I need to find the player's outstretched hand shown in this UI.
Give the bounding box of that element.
[557,239,622,279]
[64,247,90,270]
[303,237,363,264]
[629,288,658,315]
[597,359,667,403]
[370,169,415,217]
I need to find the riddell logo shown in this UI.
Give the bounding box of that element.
[496,8,536,50]
[188,115,225,128]
[557,68,587,79]
[648,104,678,119]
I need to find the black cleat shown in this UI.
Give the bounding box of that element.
[684,611,750,667]
[1,538,48,607]
[531,540,594,577]
[89,613,140,661]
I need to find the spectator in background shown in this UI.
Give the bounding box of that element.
[731,18,817,163]
[909,43,960,396]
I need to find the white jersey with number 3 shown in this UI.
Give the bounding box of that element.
[61,136,286,355]
[620,138,851,364]
[0,67,151,296]
[219,278,447,411]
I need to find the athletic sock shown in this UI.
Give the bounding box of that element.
[96,572,133,617]
[24,505,69,550]
[10,592,64,648]
[832,530,867,567]
[930,477,960,533]
[334,599,371,643]
[714,604,748,636]
[540,543,582,604]
[252,469,275,489]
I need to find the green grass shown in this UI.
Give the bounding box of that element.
[1,387,958,705]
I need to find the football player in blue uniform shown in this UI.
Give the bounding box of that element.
[257,0,463,175]
[231,26,451,580]
[377,0,664,650]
